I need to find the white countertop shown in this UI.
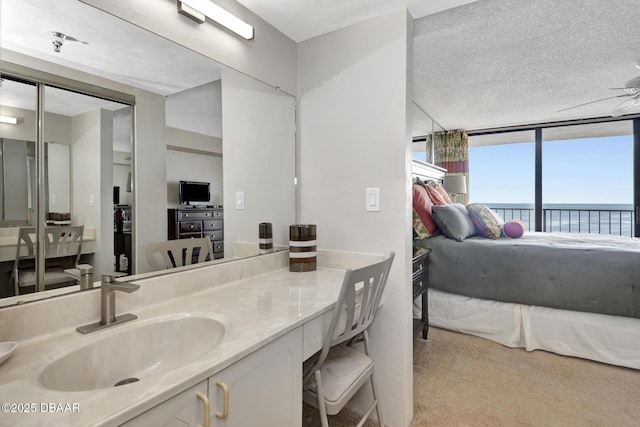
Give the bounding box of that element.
[0,264,346,426]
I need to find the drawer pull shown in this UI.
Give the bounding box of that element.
[216,381,229,419]
[196,392,210,427]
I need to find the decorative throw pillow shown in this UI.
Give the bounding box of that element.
[431,203,476,242]
[503,219,526,239]
[466,204,504,240]
[425,185,448,205]
[412,184,438,239]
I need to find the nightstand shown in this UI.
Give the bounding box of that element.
[412,249,431,339]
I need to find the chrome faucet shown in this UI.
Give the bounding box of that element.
[76,273,140,334]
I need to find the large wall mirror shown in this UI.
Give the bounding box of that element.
[0,0,296,306]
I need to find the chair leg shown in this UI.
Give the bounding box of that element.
[370,369,384,427]
[314,369,330,427]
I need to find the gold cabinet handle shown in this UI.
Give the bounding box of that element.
[216,381,229,419]
[196,391,210,427]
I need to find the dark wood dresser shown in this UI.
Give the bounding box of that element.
[167,206,224,260]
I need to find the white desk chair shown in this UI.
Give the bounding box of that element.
[303,252,395,427]
[12,225,85,296]
[143,237,213,271]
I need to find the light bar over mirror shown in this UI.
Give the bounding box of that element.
[178,0,255,40]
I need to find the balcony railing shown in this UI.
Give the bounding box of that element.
[487,205,635,237]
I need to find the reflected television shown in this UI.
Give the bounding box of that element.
[179,181,210,205]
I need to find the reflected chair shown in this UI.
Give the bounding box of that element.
[143,237,213,271]
[12,225,85,296]
[303,252,395,427]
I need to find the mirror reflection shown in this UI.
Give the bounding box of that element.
[0,0,296,305]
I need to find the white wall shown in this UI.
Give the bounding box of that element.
[47,142,70,213]
[0,105,71,144]
[222,67,296,255]
[165,126,223,207]
[71,109,114,277]
[298,10,414,427]
[3,139,28,221]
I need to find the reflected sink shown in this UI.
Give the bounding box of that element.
[38,313,225,392]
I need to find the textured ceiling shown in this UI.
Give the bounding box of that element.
[413,0,640,131]
[3,0,640,136]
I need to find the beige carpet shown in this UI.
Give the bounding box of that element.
[303,327,640,427]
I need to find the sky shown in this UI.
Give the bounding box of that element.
[467,135,633,206]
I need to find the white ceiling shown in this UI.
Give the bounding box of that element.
[413,0,640,131]
[2,0,640,135]
[234,0,479,42]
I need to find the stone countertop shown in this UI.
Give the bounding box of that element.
[0,264,346,426]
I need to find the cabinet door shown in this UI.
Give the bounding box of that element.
[210,327,302,427]
[120,381,209,427]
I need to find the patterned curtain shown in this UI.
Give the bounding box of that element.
[426,130,469,204]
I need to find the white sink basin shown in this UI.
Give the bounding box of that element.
[38,313,226,392]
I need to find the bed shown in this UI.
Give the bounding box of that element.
[412,159,640,370]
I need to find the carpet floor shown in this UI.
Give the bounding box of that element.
[303,327,640,426]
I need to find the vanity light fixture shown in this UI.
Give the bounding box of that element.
[0,115,22,125]
[178,0,254,40]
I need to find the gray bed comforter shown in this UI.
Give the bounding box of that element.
[415,232,640,319]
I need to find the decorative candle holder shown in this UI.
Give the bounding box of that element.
[259,222,273,254]
[289,224,316,272]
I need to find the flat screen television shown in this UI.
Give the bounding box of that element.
[179,180,210,205]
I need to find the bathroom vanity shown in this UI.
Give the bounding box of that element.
[0,250,380,427]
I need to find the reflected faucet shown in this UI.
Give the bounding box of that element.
[76,273,140,334]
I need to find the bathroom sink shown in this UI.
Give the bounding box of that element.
[38,313,225,392]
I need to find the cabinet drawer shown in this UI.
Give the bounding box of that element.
[203,220,223,231]
[178,210,215,220]
[203,230,223,241]
[412,250,430,279]
[213,241,224,253]
[179,232,203,239]
[212,210,223,219]
[180,221,202,232]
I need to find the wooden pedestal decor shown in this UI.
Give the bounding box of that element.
[289,224,316,272]
[259,222,273,254]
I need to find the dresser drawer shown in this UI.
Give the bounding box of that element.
[180,221,202,233]
[213,241,224,253]
[203,230,223,241]
[179,232,203,239]
[212,210,223,219]
[178,210,214,220]
[202,220,223,231]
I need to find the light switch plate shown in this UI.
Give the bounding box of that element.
[365,188,380,212]
[236,191,245,210]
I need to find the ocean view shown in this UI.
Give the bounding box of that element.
[483,203,635,237]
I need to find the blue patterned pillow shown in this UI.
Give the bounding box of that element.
[466,204,504,239]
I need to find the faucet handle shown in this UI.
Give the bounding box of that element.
[102,272,128,283]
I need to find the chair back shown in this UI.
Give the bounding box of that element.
[144,237,213,271]
[305,252,394,383]
[14,225,84,263]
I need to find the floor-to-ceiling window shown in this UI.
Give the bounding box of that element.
[542,121,633,235]
[468,131,536,229]
[468,119,636,236]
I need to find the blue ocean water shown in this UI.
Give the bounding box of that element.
[482,203,635,237]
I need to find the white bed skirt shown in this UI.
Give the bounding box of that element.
[425,289,640,370]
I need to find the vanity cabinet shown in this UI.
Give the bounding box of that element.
[209,327,302,427]
[120,327,302,427]
[120,381,209,427]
